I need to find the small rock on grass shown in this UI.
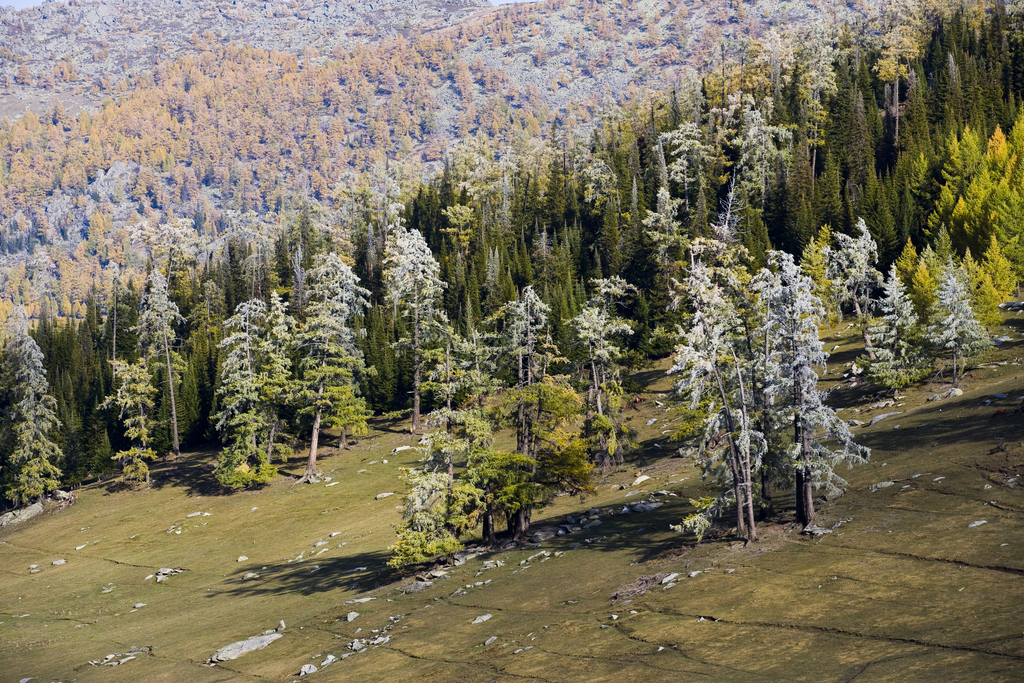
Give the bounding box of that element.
[471,614,492,624]
[484,636,497,646]
[299,663,317,675]
[52,559,66,565]
[969,520,987,527]
[345,612,359,622]
[237,556,248,562]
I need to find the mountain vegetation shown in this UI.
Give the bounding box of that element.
[0,0,1023,574]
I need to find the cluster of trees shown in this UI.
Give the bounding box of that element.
[1,2,1023,558]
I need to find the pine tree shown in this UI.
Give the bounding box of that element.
[215,298,277,487]
[136,270,184,459]
[825,218,883,357]
[867,266,929,390]
[296,253,370,483]
[384,226,446,433]
[2,307,63,504]
[102,360,158,485]
[764,252,868,527]
[572,276,635,470]
[928,260,991,384]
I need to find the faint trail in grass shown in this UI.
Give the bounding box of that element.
[386,645,558,681]
[2,541,169,570]
[651,608,1024,660]
[827,544,1024,577]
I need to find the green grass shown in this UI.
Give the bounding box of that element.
[3,331,1024,681]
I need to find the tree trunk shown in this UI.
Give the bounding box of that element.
[295,384,324,485]
[513,507,530,543]
[412,304,421,434]
[483,503,496,547]
[712,364,747,540]
[339,424,348,450]
[266,420,277,463]
[161,326,181,459]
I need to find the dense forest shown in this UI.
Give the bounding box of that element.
[3,2,1024,562]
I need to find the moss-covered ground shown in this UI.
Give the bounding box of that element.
[3,322,1024,682]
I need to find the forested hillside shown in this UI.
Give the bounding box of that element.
[2,0,1024,563]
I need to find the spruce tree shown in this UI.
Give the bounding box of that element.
[384,226,446,433]
[928,261,991,385]
[102,360,158,485]
[3,307,63,504]
[867,266,929,390]
[136,270,184,459]
[296,253,370,483]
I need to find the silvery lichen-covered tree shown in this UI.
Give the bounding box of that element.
[573,276,635,470]
[670,259,760,542]
[136,270,184,458]
[296,253,370,484]
[764,251,869,527]
[928,260,991,385]
[867,265,929,390]
[825,218,883,359]
[2,307,62,504]
[383,226,446,433]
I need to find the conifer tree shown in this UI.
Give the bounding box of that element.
[572,276,635,470]
[2,307,63,504]
[215,298,278,487]
[764,252,868,527]
[825,218,883,357]
[384,226,446,433]
[102,360,158,485]
[928,261,991,385]
[296,253,370,483]
[136,270,184,459]
[867,266,929,390]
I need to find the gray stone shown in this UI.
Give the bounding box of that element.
[528,528,557,543]
[375,492,394,500]
[631,501,663,512]
[661,572,679,584]
[237,556,248,562]
[299,663,317,675]
[870,481,895,492]
[399,580,432,594]
[848,419,866,427]
[0,501,44,528]
[471,614,492,624]
[134,603,146,609]
[210,633,282,662]
[484,636,497,646]
[868,412,901,426]
[345,611,359,622]
[52,559,66,565]
[321,654,336,666]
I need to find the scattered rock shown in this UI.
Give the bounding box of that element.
[631,501,663,512]
[528,528,557,543]
[243,572,259,580]
[869,399,895,409]
[968,520,987,528]
[237,556,248,562]
[52,559,66,565]
[662,573,679,584]
[848,419,866,427]
[321,654,336,666]
[801,525,832,537]
[375,492,394,500]
[870,481,895,492]
[632,475,651,486]
[345,612,359,622]
[928,387,963,401]
[134,603,146,609]
[0,501,44,528]
[868,412,901,426]
[299,663,317,675]
[471,614,492,624]
[399,581,432,594]
[345,598,376,604]
[210,633,282,662]
[392,446,414,453]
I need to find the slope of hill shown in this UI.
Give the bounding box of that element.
[2,327,1024,681]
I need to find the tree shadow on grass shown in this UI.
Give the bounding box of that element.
[146,448,238,498]
[218,548,399,599]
